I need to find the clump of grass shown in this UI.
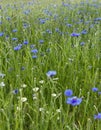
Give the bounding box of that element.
[0,0,101,130]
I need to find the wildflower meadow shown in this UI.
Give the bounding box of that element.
[0,0,101,129]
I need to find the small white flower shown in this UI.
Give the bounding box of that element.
[0,73,5,78]
[39,80,44,84]
[68,58,73,62]
[21,84,27,88]
[33,94,37,100]
[33,87,39,92]
[51,93,57,97]
[39,108,44,112]
[0,82,5,87]
[33,96,37,100]
[16,106,20,111]
[46,111,49,114]
[57,117,60,120]
[21,97,27,102]
[56,109,61,113]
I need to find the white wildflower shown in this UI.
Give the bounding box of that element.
[33,87,39,92]
[0,82,5,87]
[0,73,5,78]
[56,109,61,113]
[39,108,44,112]
[39,80,45,84]
[21,97,27,102]
[51,93,57,97]
[21,84,27,88]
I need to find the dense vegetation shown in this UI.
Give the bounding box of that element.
[0,0,101,129]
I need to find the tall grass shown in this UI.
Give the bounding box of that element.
[0,0,101,129]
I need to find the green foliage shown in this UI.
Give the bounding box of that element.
[0,0,101,130]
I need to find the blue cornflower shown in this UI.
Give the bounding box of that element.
[39,39,44,44]
[31,49,38,54]
[81,30,87,34]
[46,70,57,77]
[12,29,17,32]
[64,89,73,96]
[46,29,52,34]
[21,66,25,70]
[71,32,80,37]
[32,55,37,59]
[14,44,22,51]
[80,42,85,46]
[66,96,82,106]
[0,32,4,37]
[98,92,101,95]
[94,17,101,21]
[12,89,19,94]
[92,87,98,92]
[6,16,11,21]
[62,2,69,6]
[23,23,29,28]
[23,40,28,45]
[66,23,72,27]
[0,21,2,25]
[6,35,9,39]
[55,28,60,32]
[39,18,46,24]
[12,38,18,41]
[94,113,101,119]
[23,10,30,15]
[30,44,35,48]
[14,46,21,51]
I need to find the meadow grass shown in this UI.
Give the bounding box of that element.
[0,0,101,130]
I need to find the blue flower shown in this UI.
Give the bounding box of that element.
[94,17,101,21]
[23,10,30,15]
[14,44,22,51]
[32,55,37,59]
[81,30,87,34]
[12,29,17,32]
[0,21,2,25]
[0,32,4,37]
[98,92,101,95]
[39,39,44,44]
[30,44,35,48]
[12,38,18,41]
[23,40,28,45]
[6,16,11,21]
[92,87,98,92]
[66,23,72,27]
[6,35,9,39]
[46,29,52,34]
[66,96,82,106]
[64,89,73,96]
[71,32,80,37]
[55,28,60,32]
[46,70,57,77]
[12,89,19,94]
[80,42,85,46]
[21,66,25,70]
[23,23,29,28]
[39,18,46,24]
[94,113,101,119]
[31,49,38,54]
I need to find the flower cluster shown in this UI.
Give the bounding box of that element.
[64,89,82,106]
